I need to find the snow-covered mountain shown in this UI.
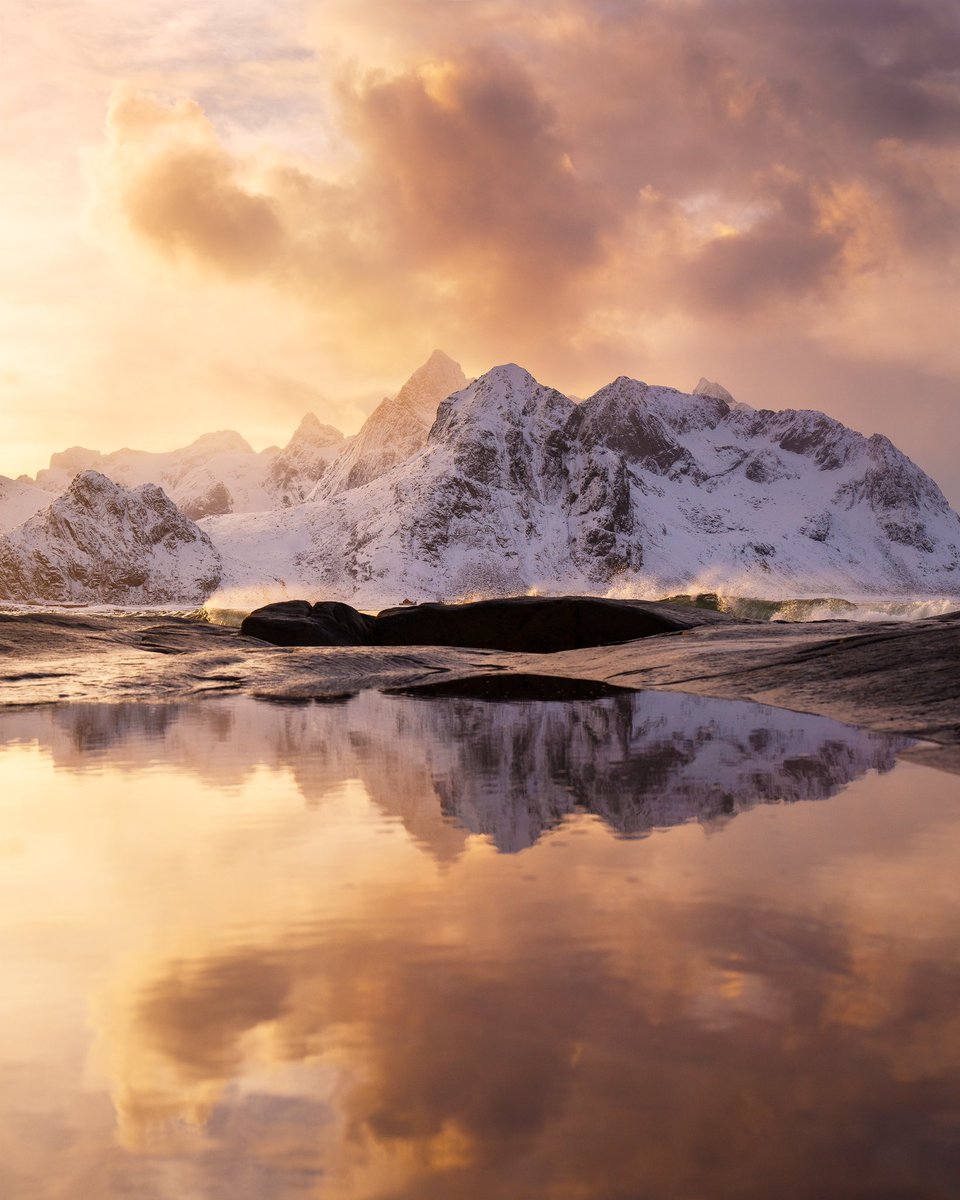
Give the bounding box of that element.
[266,413,345,508]
[203,364,960,604]
[0,471,224,604]
[4,355,959,606]
[36,431,275,518]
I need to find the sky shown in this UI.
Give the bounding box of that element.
[2,0,959,502]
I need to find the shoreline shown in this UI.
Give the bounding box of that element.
[0,605,957,772]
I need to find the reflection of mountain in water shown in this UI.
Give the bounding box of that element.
[398,691,910,851]
[0,692,910,854]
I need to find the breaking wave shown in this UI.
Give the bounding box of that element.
[659,593,960,623]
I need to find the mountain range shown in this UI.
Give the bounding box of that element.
[1,350,959,605]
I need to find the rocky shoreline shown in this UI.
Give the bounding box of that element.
[0,598,957,772]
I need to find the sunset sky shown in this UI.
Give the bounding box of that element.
[3,0,959,501]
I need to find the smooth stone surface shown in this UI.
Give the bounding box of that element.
[241,594,735,654]
[373,596,709,653]
[240,600,375,647]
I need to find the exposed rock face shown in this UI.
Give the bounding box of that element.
[0,471,223,604]
[207,363,960,603]
[311,350,467,498]
[240,594,731,652]
[181,481,233,521]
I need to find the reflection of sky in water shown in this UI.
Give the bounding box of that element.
[0,693,957,1199]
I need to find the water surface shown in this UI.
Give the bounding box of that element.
[0,691,957,1199]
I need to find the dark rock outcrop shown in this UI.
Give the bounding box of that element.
[240,600,376,647]
[240,594,721,653]
[373,596,695,652]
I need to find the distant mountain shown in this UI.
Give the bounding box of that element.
[0,474,59,533]
[308,350,468,499]
[21,352,468,521]
[266,413,345,508]
[34,421,346,520]
[205,363,960,603]
[0,471,224,604]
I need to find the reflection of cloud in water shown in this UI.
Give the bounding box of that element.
[0,691,911,854]
[108,796,960,1200]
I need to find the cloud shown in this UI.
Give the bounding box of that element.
[105,91,282,274]
[101,835,960,1199]
[100,0,960,354]
[100,52,614,368]
[338,52,613,311]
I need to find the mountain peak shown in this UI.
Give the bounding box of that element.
[394,351,468,423]
[693,378,736,405]
[482,362,538,387]
[0,470,222,604]
[425,348,460,370]
[287,412,344,449]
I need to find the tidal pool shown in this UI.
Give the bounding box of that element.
[0,691,957,1199]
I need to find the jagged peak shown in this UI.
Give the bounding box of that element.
[424,348,461,371]
[64,469,123,498]
[582,375,729,434]
[479,362,539,387]
[428,364,574,447]
[59,470,178,510]
[454,363,571,410]
[694,377,736,405]
[286,412,344,448]
[584,376,650,406]
[394,350,468,419]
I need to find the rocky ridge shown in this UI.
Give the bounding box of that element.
[0,471,224,604]
[205,363,960,603]
[4,353,960,605]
